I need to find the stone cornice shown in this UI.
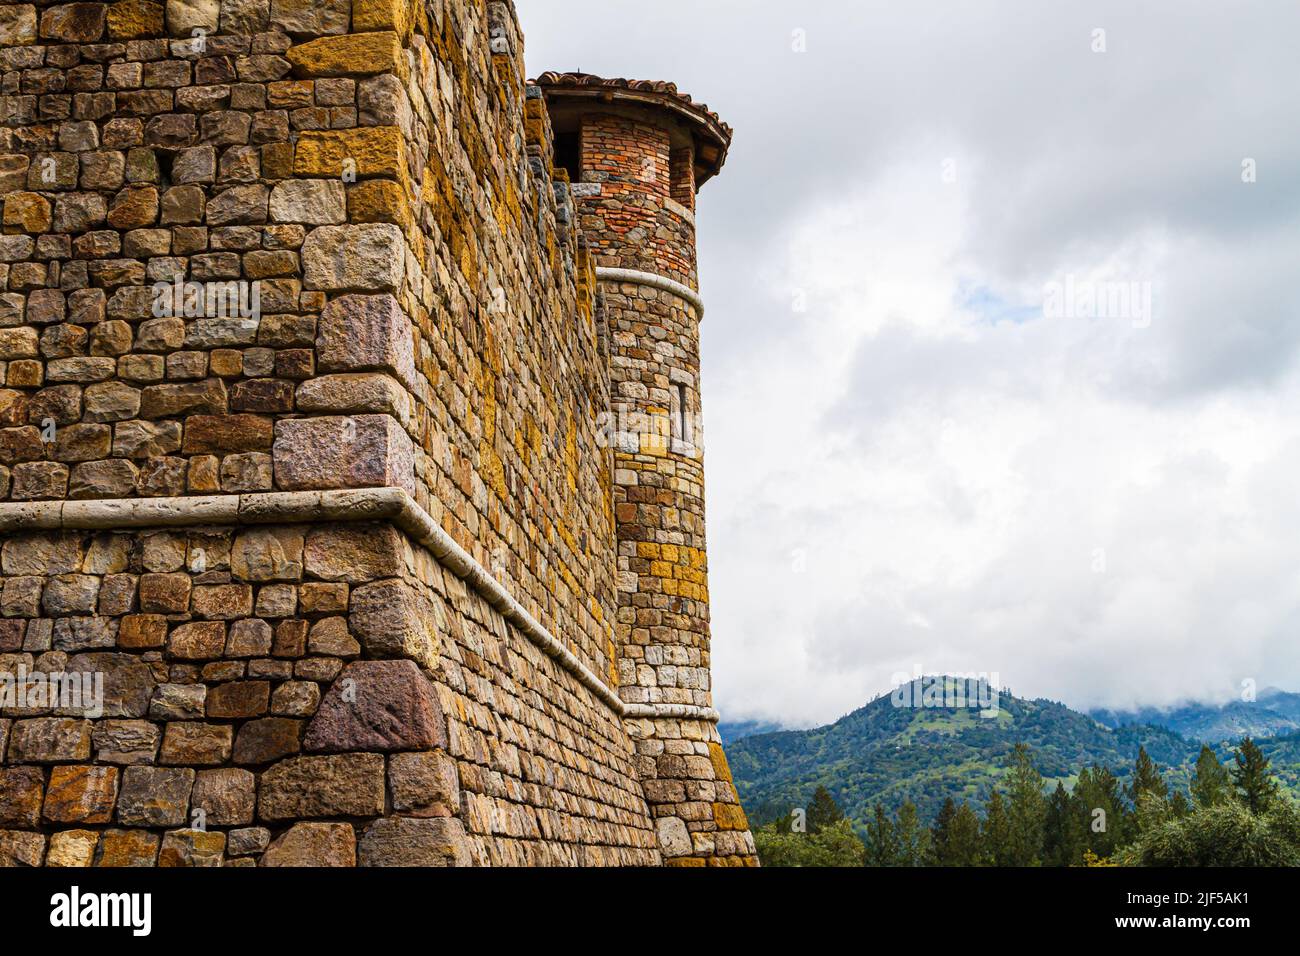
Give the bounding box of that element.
[0,491,721,726]
[595,267,705,319]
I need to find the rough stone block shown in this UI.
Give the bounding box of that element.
[233,717,302,765]
[303,524,405,583]
[303,660,445,753]
[0,767,45,828]
[261,821,354,866]
[348,578,438,669]
[158,828,225,866]
[389,751,460,818]
[268,178,345,224]
[116,766,194,826]
[358,817,470,867]
[272,415,414,493]
[301,223,406,292]
[316,293,417,390]
[46,829,99,867]
[7,718,92,764]
[43,765,119,823]
[191,768,255,826]
[286,31,402,78]
[258,753,385,820]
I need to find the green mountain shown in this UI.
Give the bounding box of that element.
[729,683,1205,829]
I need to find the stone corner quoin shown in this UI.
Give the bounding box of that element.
[0,0,756,868]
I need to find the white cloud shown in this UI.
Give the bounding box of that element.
[519,0,1300,726]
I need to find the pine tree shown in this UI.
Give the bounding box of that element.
[1043,781,1078,866]
[1005,742,1047,866]
[807,785,844,835]
[1190,745,1231,808]
[931,797,958,864]
[948,802,984,866]
[1074,765,1129,859]
[1169,790,1190,818]
[894,800,929,866]
[1128,746,1170,831]
[1231,737,1280,813]
[864,802,899,866]
[981,790,1011,866]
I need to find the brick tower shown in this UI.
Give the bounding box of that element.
[537,74,754,864]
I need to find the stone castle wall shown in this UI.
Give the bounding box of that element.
[0,0,754,866]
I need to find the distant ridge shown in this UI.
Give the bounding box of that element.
[728,679,1300,828]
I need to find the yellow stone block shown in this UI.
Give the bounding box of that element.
[712,802,750,831]
[660,544,679,563]
[106,0,163,39]
[665,857,706,867]
[46,830,99,867]
[3,191,51,233]
[707,742,734,783]
[347,179,409,226]
[286,31,403,78]
[353,0,414,38]
[295,126,405,180]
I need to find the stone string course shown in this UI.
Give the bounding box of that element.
[0,0,755,866]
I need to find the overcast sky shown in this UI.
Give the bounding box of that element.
[519,1,1300,728]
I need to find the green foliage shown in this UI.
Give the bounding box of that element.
[981,791,1011,867]
[864,802,899,867]
[1191,744,1231,808]
[1005,743,1047,865]
[1119,800,1300,866]
[894,801,929,866]
[1232,737,1281,813]
[807,785,844,834]
[753,817,865,867]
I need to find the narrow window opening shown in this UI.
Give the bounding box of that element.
[674,384,689,443]
[554,130,582,183]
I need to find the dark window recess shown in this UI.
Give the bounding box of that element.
[554,130,582,183]
[674,384,689,442]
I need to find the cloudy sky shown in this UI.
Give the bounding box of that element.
[520,1,1300,727]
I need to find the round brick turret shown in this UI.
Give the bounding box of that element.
[538,74,755,865]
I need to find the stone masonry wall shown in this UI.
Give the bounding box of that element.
[0,0,752,865]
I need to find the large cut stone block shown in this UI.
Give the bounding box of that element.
[261,822,354,866]
[303,524,405,583]
[269,0,348,37]
[287,32,403,78]
[303,660,445,754]
[348,578,438,669]
[257,753,385,821]
[294,127,404,179]
[272,414,414,493]
[301,223,405,292]
[357,817,469,867]
[316,293,417,391]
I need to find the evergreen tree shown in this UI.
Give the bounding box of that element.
[1074,765,1129,860]
[947,802,984,866]
[1190,745,1231,809]
[1005,743,1047,866]
[894,800,929,866]
[931,797,958,864]
[864,802,899,866]
[1128,746,1170,832]
[981,790,1011,866]
[1231,737,1280,813]
[1169,790,1190,818]
[1043,781,1078,866]
[807,785,845,835]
